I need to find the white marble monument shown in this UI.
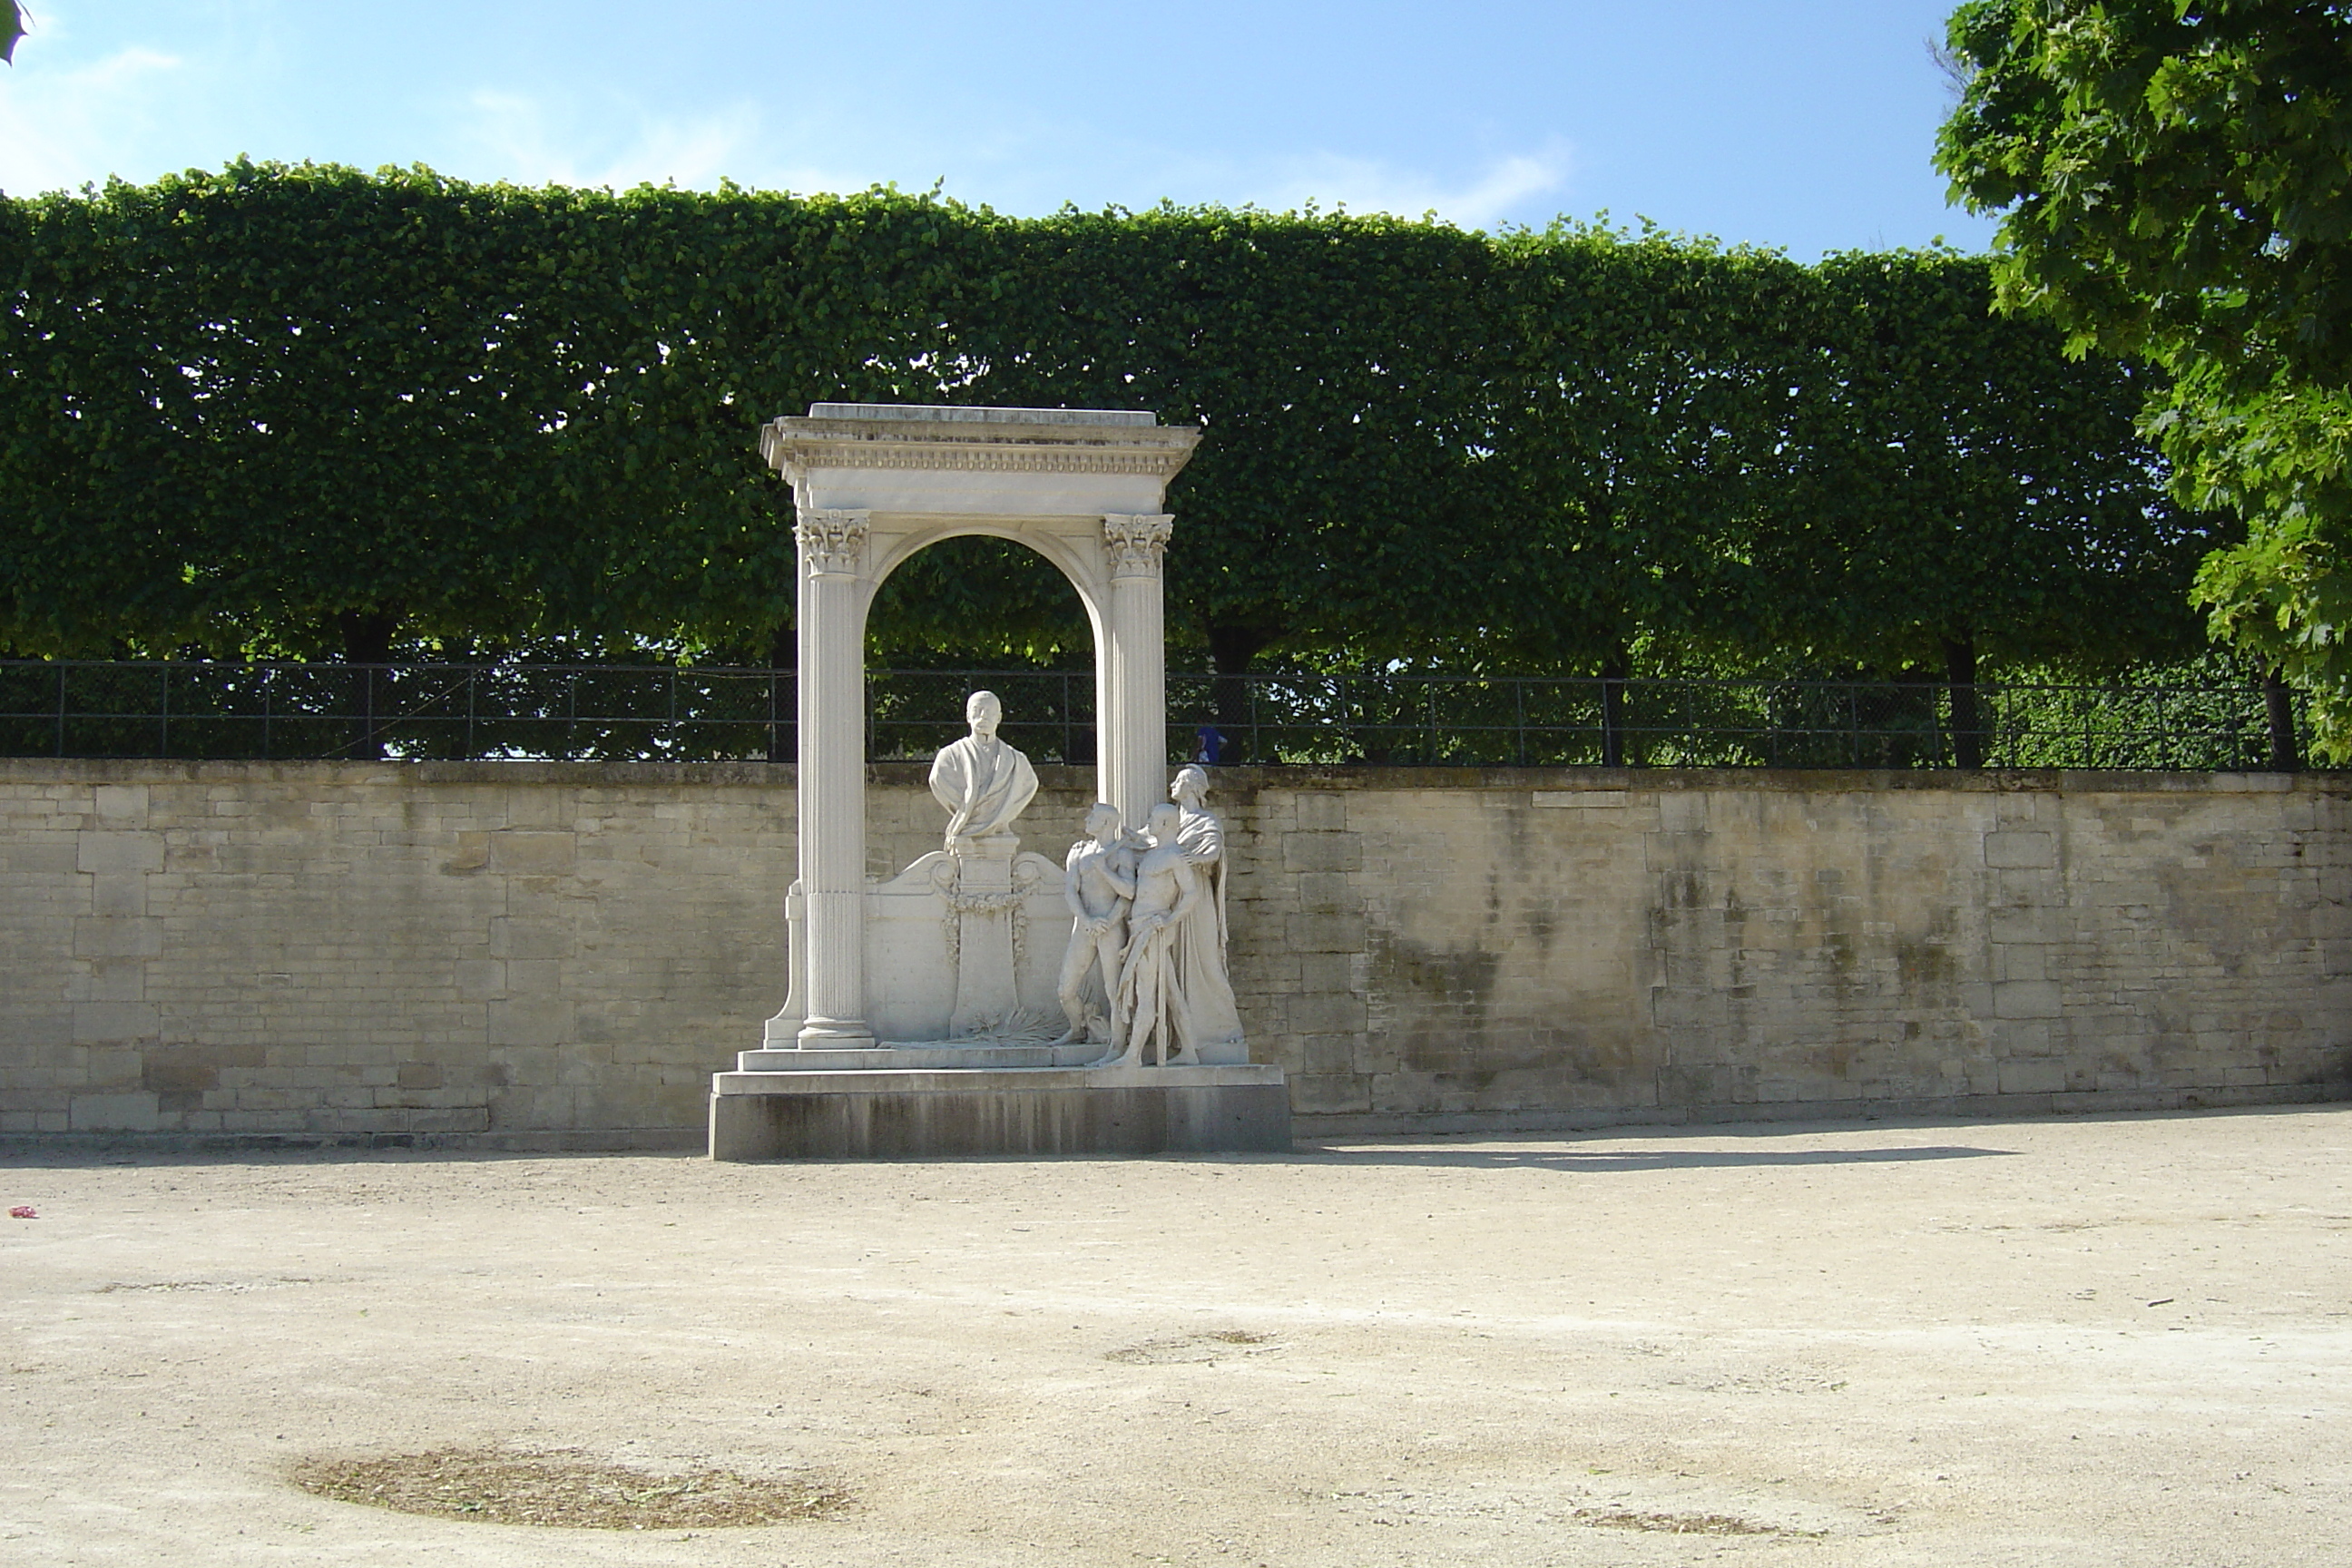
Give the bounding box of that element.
[708,403,1289,1159]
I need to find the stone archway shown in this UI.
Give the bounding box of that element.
[757,404,1202,1048]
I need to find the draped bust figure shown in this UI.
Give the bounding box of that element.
[928,691,1040,849]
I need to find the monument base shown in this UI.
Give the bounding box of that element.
[708,1059,1289,1161]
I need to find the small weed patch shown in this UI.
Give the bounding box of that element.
[289,1447,848,1530]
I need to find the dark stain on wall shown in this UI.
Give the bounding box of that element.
[1894,922,1961,998]
[1372,932,1500,1022]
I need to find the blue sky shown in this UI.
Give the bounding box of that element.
[0,1,1992,258]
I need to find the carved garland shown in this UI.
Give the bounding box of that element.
[1102,513,1175,577]
[927,855,1045,973]
[795,508,868,575]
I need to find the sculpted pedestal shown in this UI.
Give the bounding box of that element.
[942,833,1026,1038]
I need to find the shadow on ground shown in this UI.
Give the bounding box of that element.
[1289,1143,2015,1171]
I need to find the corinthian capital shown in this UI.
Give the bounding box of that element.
[1102,513,1175,578]
[795,508,869,578]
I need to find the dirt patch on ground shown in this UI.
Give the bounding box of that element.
[1103,1328,1277,1364]
[1578,1507,1810,1537]
[287,1447,849,1529]
[94,1276,316,1294]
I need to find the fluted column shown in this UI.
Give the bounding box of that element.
[795,507,875,1046]
[1101,514,1173,833]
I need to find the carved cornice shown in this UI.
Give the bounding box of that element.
[1102,513,1175,578]
[760,413,1201,485]
[775,441,1190,478]
[795,508,869,577]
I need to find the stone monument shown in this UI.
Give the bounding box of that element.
[707,403,1289,1160]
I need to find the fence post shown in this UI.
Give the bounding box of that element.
[54,663,65,759]
[764,663,789,764]
[347,664,381,761]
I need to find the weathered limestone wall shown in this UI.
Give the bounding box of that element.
[1220,770,2352,1132]
[2,760,2345,1143]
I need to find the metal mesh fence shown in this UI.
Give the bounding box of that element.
[0,661,2311,771]
[1169,672,2306,770]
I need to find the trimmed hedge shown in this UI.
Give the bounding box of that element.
[0,161,2225,677]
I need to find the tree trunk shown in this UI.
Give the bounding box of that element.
[2265,670,2301,772]
[1601,647,1631,769]
[335,609,399,666]
[1943,633,1983,769]
[334,609,400,760]
[1204,622,1281,764]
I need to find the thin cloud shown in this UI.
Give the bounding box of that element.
[456,89,871,195]
[1235,141,1577,230]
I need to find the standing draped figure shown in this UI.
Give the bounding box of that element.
[1167,765,1246,1056]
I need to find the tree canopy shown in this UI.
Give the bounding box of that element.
[1,161,2209,685]
[1937,0,2352,752]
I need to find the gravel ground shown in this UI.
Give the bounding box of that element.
[2,1106,2347,1567]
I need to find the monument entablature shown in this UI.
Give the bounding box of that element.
[757,404,1199,615]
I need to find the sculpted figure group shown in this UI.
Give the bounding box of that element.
[1054,765,1245,1067]
[919,691,1240,1064]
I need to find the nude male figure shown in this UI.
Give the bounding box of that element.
[1102,802,1203,1069]
[1052,803,1136,1046]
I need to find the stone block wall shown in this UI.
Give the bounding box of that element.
[1213,770,2351,1131]
[1,760,2345,1143]
[0,761,798,1143]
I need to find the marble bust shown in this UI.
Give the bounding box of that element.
[928,690,1040,849]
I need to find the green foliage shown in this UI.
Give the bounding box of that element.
[0,162,974,658]
[1937,0,2352,751]
[1938,0,2352,387]
[957,204,1513,670]
[1494,221,1814,674]
[1,161,2196,687]
[1769,249,2221,678]
[2,4,23,66]
[2174,373,2352,736]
